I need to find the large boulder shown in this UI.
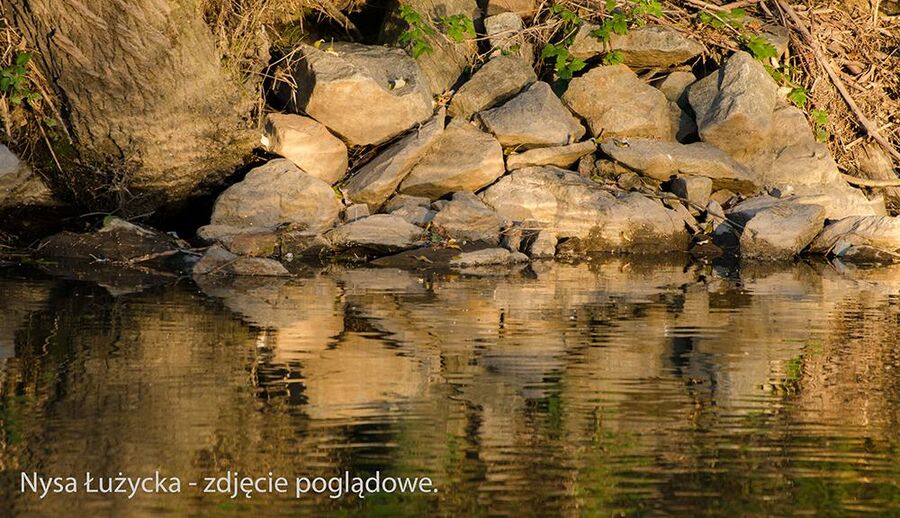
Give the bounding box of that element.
[480,166,689,255]
[569,25,704,67]
[201,159,341,240]
[738,201,826,259]
[809,216,900,263]
[325,214,425,256]
[563,65,673,140]
[600,138,759,193]
[342,109,445,210]
[380,0,480,94]
[477,81,585,148]
[277,42,433,146]
[430,192,507,244]
[506,140,596,170]
[687,51,778,158]
[261,113,348,184]
[448,55,536,120]
[398,120,505,199]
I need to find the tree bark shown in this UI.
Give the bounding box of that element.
[2,0,257,213]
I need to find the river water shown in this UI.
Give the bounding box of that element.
[0,258,898,516]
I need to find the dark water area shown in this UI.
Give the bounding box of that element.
[0,258,898,516]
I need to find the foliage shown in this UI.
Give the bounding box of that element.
[398,5,436,58]
[742,35,777,62]
[589,1,662,66]
[810,109,829,142]
[440,14,475,43]
[1,52,41,107]
[698,8,746,30]
[603,50,625,65]
[541,43,586,80]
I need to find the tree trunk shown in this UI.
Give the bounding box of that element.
[2,0,257,214]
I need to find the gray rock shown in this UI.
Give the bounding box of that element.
[430,192,508,244]
[344,203,370,222]
[563,65,673,140]
[193,244,289,276]
[278,42,433,146]
[261,113,348,184]
[36,218,180,264]
[380,0,480,94]
[688,51,778,158]
[399,120,505,199]
[391,205,436,226]
[569,24,703,67]
[739,201,826,259]
[670,175,712,208]
[506,140,596,170]
[342,109,445,209]
[477,81,585,148]
[448,55,536,120]
[450,247,529,267]
[668,101,698,143]
[202,159,341,238]
[485,12,532,60]
[600,138,759,193]
[325,214,425,254]
[0,144,57,210]
[809,215,900,263]
[654,71,697,106]
[480,166,689,255]
[383,194,432,212]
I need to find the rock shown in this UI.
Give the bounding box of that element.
[218,231,279,257]
[203,160,340,240]
[569,24,704,67]
[668,102,698,143]
[383,194,432,212]
[325,214,425,255]
[477,81,585,148]
[563,65,673,140]
[739,201,826,259]
[670,175,712,208]
[193,245,289,276]
[527,231,558,258]
[729,182,884,223]
[391,205,436,226]
[654,71,697,105]
[277,42,433,146]
[448,55,536,120]
[380,0,480,94]
[809,215,900,263]
[261,113,348,184]
[398,120,505,199]
[851,143,900,212]
[1,144,56,210]
[430,192,507,244]
[342,109,445,210]
[344,203,370,222]
[486,0,537,17]
[710,189,736,207]
[450,247,528,267]
[506,140,596,170]
[36,218,181,265]
[480,166,689,254]
[484,12,532,60]
[687,51,778,158]
[600,138,759,193]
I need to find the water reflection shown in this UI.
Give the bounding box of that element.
[0,259,898,516]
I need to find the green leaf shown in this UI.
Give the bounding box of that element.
[744,35,778,61]
[787,87,808,108]
[605,0,616,10]
[603,50,625,65]
[811,109,829,126]
[15,52,31,67]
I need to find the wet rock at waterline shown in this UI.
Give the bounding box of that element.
[276,42,433,146]
[569,25,704,67]
[809,215,900,263]
[477,81,585,148]
[342,109,446,210]
[430,192,508,245]
[36,218,183,268]
[506,140,597,170]
[688,51,778,158]
[261,113,348,184]
[450,247,529,267]
[200,159,341,241]
[448,55,536,120]
[738,202,826,260]
[324,214,425,256]
[480,166,689,254]
[563,65,673,140]
[600,138,759,193]
[192,244,289,276]
[398,120,505,200]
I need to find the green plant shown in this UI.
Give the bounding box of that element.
[602,50,625,65]
[398,5,435,58]
[810,109,829,142]
[1,52,41,107]
[542,44,586,80]
[440,14,475,43]
[698,7,746,30]
[590,1,661,64]
[742,34,778,62]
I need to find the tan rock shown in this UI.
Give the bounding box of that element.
[261,113,348,184]
[570,25,704,67]
[506,141,596,170]
[478,81,585,149]
[448,55,536,120]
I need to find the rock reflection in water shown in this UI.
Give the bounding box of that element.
[1,259,898,516]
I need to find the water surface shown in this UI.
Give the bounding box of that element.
[1,258,898,516]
